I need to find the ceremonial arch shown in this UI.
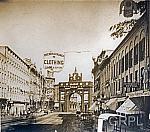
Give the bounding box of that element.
[59,68,93,113]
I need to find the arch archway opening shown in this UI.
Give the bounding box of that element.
[69,93,81,112]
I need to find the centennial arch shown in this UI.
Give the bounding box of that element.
[59,68,93,113]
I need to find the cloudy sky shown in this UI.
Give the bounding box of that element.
[0,0,127,83]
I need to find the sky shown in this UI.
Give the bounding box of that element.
[0,0,128,83]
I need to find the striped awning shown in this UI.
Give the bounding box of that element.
[116,98,144,114]
[105,98,117,111]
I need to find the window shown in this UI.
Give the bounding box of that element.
[118,79,120,91]
[115,81,117,93]
[122,78,124,93]
[121,57,124,73]
[129,49,133,68]
[141,67,144,89]
[134,44,138,65]
[126,75,128,83]
[135,70,138,82]
[111,66,113,78]
[139,38,145,61]
[119,59,121,75]
[125,53,129,71]
[116,62,118,76]
[130,73,133,82]
[113,64,116,77]
[114,82,116,95]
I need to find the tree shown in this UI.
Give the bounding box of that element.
[109,0,147,39]
[109,19,137,39]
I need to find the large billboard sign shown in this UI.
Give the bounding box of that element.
[43,51,65,72]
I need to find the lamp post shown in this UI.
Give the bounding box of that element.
[97,99,102,116]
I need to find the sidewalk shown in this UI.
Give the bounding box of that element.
[1,111,48,126]
[1,114,35,131]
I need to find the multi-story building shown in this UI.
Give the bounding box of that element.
[44,76,55,110]
[53,84,59,110]
[0,51,7,116]
[110,12,149,109]
[0,46,30,117]
[42,69,55,110]
[24,58,45,112]
[92,50,113,101]
[92,50,113,111]
[0,46,45,117]
[109,12,148,107]
[92,11,150,123]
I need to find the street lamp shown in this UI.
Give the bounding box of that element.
[97,101,100,115]
[96,99,102,116]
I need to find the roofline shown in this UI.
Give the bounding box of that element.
[0,46,29,68]
[109,13,146,59]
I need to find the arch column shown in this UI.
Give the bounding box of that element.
[88,88,92,111]
[66,95,70,112]
[81,90,84,112]
[64,92,70,112]
[59,91,61,111]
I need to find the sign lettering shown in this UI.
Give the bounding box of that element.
[43,51,65,72]
[123,82,139,88]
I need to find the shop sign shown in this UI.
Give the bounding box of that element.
[43,51,65,72]
[127,90,150,97]
[123,82,139,88]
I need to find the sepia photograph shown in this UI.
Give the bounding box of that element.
[0,0,149,131]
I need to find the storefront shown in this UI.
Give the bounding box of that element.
[116,98,144,127]
[0,98,7,117]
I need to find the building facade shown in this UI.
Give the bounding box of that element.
[24,58,45,112]
[44,76,55,110]
[0,46,30,117]
[0,46,45,117]
[92,11,150,121]
[92,50,113,101]
[0,51,7,116]
[53,84,59,111]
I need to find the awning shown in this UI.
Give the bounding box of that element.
[116,98,144,114]
[89,102,98,111]
[105,98,117,111]
[117,97,126,102]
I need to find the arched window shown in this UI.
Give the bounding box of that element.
[139,30,145,62]
[121,50,124,73]
[129,41,133,68]
[125,46,128,71]
[134,36,139,65]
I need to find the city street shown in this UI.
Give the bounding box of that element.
[2,112,150,132]
[0,1,150,132]
[2,112,95,132]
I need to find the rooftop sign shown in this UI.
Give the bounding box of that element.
[43,51,65,72]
